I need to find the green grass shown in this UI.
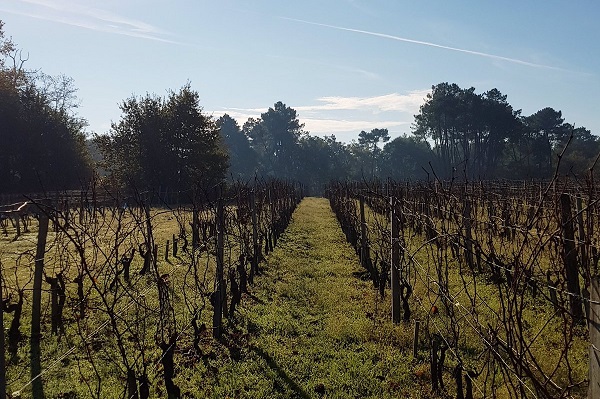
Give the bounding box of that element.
[188,197,435,398]
[357,196,589,398]
[1,198,442,398]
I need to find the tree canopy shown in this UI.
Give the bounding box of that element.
[413,83,522,178]
[245,101,306,180]
[217,114,257,181]
[0,21,91,193]
[96,84,228,190]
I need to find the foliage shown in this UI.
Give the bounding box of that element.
[96,84,228,190]
[0,21,92,194]
[555,126,600,176]
[380,135,434,180]
[245,101,306,180]
[355,128,390,179]
[217,113,257,181]
[413,83,522,178]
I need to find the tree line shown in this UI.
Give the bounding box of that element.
[1,20,598,195]
[413,83,598,179]
[0,21,91,194]
[100,85,597,194]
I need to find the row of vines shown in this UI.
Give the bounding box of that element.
[327,178,598,398]
[0,179,302,398]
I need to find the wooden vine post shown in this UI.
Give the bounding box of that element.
[250,189,259,283]
[431,335,440,392]
[79,190,84,225]
[390,196,401,324]
[359,195,367,269]
[589,276,600,399]
[463,197,474,271]
[0,256,5,399]
[269,188,276,248]
[575,197,588,272]
[213,197,225,339]
[172,233,177,257]
[31,204,49,398]
[412,320,420,358]
[560,193,584,322]
[359,194,376,286]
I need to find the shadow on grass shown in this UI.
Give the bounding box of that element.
[244,292,266,305]
[352,270,371,281]
[251,346,311,399]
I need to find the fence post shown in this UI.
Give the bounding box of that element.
[31,204,49,398]
[589,276,600,399]
[431,335,439,392]
[412,320,420,358]
[391,196,401,324]
[463,198,474,271]
[0,258,5,399]
[213,198,225,339]
[14,213,21,237]
[165,240,169,261]
[576,196,589,276]
[192,207,199,250]
[560,193,584,322]
[250,189,259,282]
[172,234,177,257]
[79,191,84,225]
[359,195,376,287]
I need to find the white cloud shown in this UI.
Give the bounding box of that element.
[211,109,409,132]
[209,109,263,124]
[302,118,408,134]
[211,91,427,137]
[215,91,429,118]
[296,91,429,114]
[2,0,178,43]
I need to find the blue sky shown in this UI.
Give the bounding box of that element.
[1,0,598,143]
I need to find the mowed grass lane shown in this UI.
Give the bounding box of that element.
[192,197,431,398]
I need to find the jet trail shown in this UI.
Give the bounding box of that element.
[283,17,560,70]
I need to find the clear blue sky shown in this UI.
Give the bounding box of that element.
[1,0,598,143]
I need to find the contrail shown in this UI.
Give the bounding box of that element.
[282,17,561,70]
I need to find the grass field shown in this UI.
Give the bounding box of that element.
[2,197,443,398]
[178,197,435,398]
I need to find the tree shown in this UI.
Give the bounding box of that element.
[381,135,434,180]
[97,84,228,190]
[521,107,568,177]
[36,73,80,114]
[0,20,15,70]
[357,128,390,178]
[246,101,305,179]
[217,114,257,180]
[413,83,523,179]
[0,21,91,193]
[296,135,337,194]
[413,83,463,176]
[478,88,522,177]
[554,125,600,176]
[322,135,355,181]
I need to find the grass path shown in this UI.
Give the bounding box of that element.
[190,197,429,398]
